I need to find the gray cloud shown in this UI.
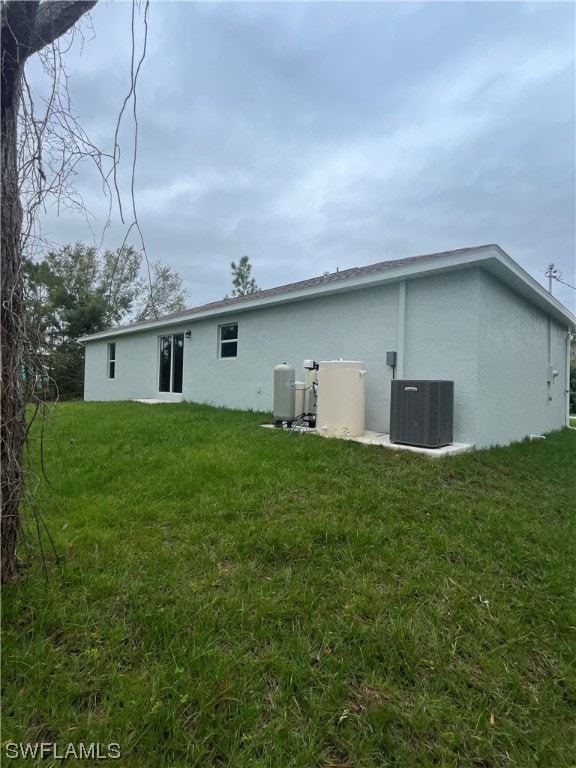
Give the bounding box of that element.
[29,0,575,311]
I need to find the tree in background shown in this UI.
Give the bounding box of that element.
[24,242,188,399]
[230,255,260,297]
[134,260,188,322]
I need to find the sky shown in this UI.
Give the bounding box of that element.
[27,0,576,313]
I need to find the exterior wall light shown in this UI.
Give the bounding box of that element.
[185,330,192,339]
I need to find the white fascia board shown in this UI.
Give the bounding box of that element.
[80,245,575,343]
[81,247,497,343]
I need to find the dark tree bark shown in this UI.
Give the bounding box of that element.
[1,0,97,584]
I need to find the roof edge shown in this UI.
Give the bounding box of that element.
[80,244,575,342]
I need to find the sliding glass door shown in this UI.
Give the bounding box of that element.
[159,333,184,393]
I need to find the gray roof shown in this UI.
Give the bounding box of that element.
[81,244,575,341]
[102,245,492,333]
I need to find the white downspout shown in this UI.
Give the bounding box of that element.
[547,315,552,406]
[567,330,575,429]
[397,281,406,379]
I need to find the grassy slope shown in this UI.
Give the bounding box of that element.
[3,402,576,767]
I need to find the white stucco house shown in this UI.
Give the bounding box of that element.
[80,245,575,449]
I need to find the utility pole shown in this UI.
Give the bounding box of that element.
[545,263,561,294]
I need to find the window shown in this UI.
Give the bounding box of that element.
[219,323,238,358]
[159,334,184,393]
[107,343,116,379]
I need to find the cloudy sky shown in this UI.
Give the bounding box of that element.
[28,0,575,312]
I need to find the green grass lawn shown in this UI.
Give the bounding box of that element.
[3,401,576,767]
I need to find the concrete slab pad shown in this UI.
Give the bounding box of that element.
[260,423,474,456]
[350,431,474,456]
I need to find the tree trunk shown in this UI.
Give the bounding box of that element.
[1,0,98,583]
[1,10,28,584]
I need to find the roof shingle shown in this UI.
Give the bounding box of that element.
[109,245,494,334]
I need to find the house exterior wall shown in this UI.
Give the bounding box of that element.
[475,272,569,447]
[182,284,400,431]
[84,284,401,431]
[84,329,185,403]
[402,269,481,445]
[83,264,571,449]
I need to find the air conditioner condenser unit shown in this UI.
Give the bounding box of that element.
[390,380,454,448]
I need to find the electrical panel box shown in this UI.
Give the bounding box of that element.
[386,351,397,367]
[390,380,454,448]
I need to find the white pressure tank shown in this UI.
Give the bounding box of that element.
[273,363,296,424]
[316,360,365,438]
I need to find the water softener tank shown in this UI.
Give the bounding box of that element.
[273,363,296,425]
